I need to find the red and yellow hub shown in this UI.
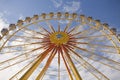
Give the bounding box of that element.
[50,32,69,45]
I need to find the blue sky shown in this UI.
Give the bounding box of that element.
[82,0,120,29]
[0,0,120,80]
[0,0,120,29]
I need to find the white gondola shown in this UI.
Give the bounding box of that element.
[110,28,117,34]
[72,13,77,19]
[32,15,39,20]
[9,24,16,30]
[87,16,93,23]
[1,28,9,36]
[103,23,109,29]
[49,12,54,18]
[25,17,31,23]
[17,20,23,27]
[41,13,46,19]
[95,20,101,27]
[57,12,62,19]
[65,12,69,18]
[117,34,120,40]
[80,15,85,24]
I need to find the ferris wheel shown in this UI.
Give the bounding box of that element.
[0,12,120,80]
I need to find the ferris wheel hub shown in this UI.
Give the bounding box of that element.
[50,32,69,45]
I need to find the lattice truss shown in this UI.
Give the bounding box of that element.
[0,12,120,80]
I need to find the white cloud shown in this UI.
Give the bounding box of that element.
[51,0,62,8]
[0,12,9,36]
[51,0,81,13]
[51,0,81,24]
[0,11,9,18]
[63,1,81,12]
[0,18,8,30]
[19,14,24,20]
